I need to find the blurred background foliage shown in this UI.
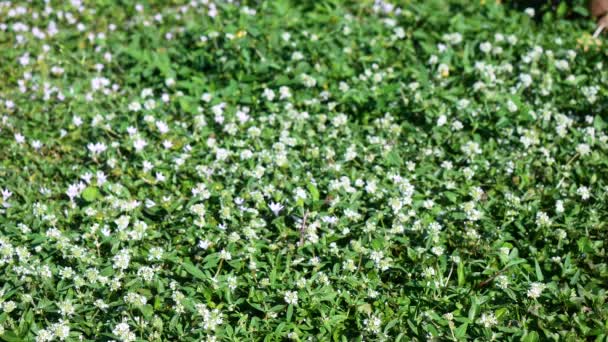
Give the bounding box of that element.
[503,0,590,20]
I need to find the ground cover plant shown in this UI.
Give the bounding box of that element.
[0,0,607,340]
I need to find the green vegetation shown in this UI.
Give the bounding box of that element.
[0,0,607,340]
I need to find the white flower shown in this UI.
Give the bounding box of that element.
[431,246,444,256]
[555,200,564,214]
[66,182,85,201]
[124,292,147,306]
[301,73,316,88]
[444,32,462,45]
[577,186,590,200]
[438,63,449,77]
[94,299,109,311]
[423,266,436,278]
[262,88,275,101]
[156,121,169,134]
[269,202,284,216]
[582,86,599,104]
[478,312,498,328]
[394,26,405,39]
[1,189,12,201]
[519,73,532,88]
[198,239,211,249]
[201,93,213,102]
[495,275,509,289]
[112,249,131,270]
[87,142,107,156]
[14,133,25,144]
[461,141,482,157]
[555,59,569,70]
[2,301,16,313]
[54,321,70,341]
[284,290,298,305]
[279,86,292,99]
[527,282,546,299]
[536,211,551,227]
[115,215,130,230]
[58,301,75,316]
[363,314,382,334]
[294,188,307,201]
[576,144,590,156]
[479,42,492,53]
[292,51,304,61]
[128,101,141,111]
[506,100,518,113]
[36,329,54,342]
[524,7,535,17]
[195,304,224,331]
[437,115,447,126]
[133,138,147,152]
[113,320,136,342]
[219,249,232,260]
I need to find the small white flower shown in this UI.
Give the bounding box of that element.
[495,275,509,289]
[284,290,298,305]
[437,115,447,127]
[479,41,492,53]
[363,314,382,334]
[478,312,498,328]
[576,144,591,156]
[527,282,546,299]
[506,100,518,113]
[536,211,551,227]
[133,138,147,152]
[555,200,564,214]
[524,8,535,17]
[269,202,284,216]
[201,93,213,102]
[219,249,232,260]
[262,88,275,101]
[555,59,569,71]
[301,73,316,88]
[113,319,136,342]
[577,186,590,200]
[520,73,532,88]
[14,133,25,144]
[87,142,107,156]
[198,239,211,250]
[128,101,141,111]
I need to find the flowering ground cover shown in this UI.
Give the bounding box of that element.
[1,0,608,340]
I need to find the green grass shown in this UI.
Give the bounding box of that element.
[0,0,607,340]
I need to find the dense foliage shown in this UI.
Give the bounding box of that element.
[0,0,607,341]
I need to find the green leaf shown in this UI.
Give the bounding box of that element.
[522,331,540,342]
[577,237,594,253]
[140,304,154,319]
[468,297,479,321]
[534,259,544,282]
[286,304,293,321]
[0,331,23,342]
[182,262,206,280]
[454,322,468,339]
[307,182,320,203]
[384,318,399,333]
[445,191,459,203]
[82,186,100,202]
[457,261,465,286]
